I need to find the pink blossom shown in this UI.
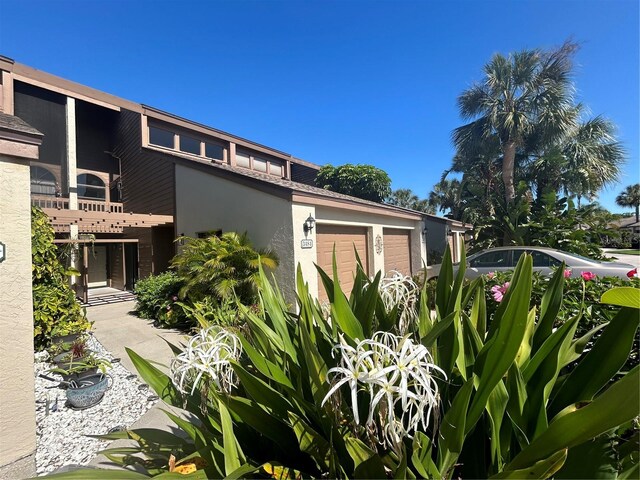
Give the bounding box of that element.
[172,295,178,301]
[581,271,596,281]
[563,269,572,278]
[491,282,510,302]
[487,272,495,279]
[166,305,172,311]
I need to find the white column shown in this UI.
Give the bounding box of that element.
[66,97,79,283]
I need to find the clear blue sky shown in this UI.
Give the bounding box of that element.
[1,0,638,213]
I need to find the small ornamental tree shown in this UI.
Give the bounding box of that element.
[31,206,89,349]
[316,164,392,202]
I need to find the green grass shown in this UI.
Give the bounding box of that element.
[608,249,640,255]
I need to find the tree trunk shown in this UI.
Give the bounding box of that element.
[636,204,639,223]
[502,141,517,205]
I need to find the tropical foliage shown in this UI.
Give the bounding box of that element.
[135,232,277,329]
[32,206,90,350]
[616,183,640,223]
[45,247,639,479]
[386,188,433,213]
[316,164,392,203]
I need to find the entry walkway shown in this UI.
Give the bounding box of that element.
[86,301,191,470]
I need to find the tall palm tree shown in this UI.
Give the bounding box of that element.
[616,184,640,222]
[453,41,578,206]
[387,188,434,213]
[428,179,463,219]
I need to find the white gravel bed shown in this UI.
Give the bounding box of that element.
[34,335,159,475]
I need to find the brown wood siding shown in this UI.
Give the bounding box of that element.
[134,228,153,280]
[152,226,175,273]
[316,225,368,302]
[113,109,175,216]
[291,163,319,186]
[109,243,125,290]
[383,228,412,276]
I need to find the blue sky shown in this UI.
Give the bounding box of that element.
[1,0,638,213]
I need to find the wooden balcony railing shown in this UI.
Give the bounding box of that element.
[31,195,124,213]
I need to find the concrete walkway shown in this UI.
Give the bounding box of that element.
[86,301,190,470]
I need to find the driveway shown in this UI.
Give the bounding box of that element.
[603,249,640,269]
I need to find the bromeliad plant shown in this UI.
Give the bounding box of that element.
[43,246,639,479]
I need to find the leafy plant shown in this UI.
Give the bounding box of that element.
[133,271,187,328]
[32,206,90,350]
[42,246,639,479]
[171,231,278,305]
[316,163,392,202]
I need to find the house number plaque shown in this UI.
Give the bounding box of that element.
[301,239,313,249]
[0,242,5,263]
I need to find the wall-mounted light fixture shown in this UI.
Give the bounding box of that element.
[303,214,316,234]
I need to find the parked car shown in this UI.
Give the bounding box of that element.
[428,246,638,280]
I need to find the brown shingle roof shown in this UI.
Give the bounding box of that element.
[0,112,42,136]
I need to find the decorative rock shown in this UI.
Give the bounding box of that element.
[34,336,158,475]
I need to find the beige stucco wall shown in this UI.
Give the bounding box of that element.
[174,164,296,302]
[293,202,426,299]
[0,155,36,474]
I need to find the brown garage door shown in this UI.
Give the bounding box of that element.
[316,225,369,301]
[383,228,412,276]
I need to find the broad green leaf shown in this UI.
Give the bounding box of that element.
[219,399,245,476]
[230,361,294,419]
[550,307,639,414]
[421,310,456,348]
[555,434,617,479]
[350,269,381,338]
[559,322,608,368]
[330,249,365,341]
[466,254,533,432]
[239,336,294,389]
[600,287,640,309]
[32,469,150,479]
[155,471,209,479]
[417,281,434,339]
[299,318,329,407]
[507,366,639,470]
[532,263,566,352]
[162,409,212,443]
[515,308,536,367]
[289,412,330,469]
[469,282,487,340]
[438,379,474,474]
[486,381,509,470]
[345,437,387,479]
[412,432,441,479]
[491,449,567,479]
[435,245,454,317]
[126,348,180,404]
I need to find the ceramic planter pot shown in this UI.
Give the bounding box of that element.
[50,333,82,346]
[66,373,112,409]
[51,351,90,368]
[61,367,99,383]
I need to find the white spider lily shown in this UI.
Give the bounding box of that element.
[379,271,420,334]
[322,331,446,449]
[170,327,242,395]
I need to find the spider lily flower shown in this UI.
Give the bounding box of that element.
[170,327,242,395]
[379,271,420,334]
[322,332,446,449]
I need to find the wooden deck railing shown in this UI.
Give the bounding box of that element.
[31,195,124,213]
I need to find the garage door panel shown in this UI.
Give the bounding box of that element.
[317,225,368,301]
[384,228,411,276]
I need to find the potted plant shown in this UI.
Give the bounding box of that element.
[51,337,91,368]
[65,372,112,409]
[48,354,111,383]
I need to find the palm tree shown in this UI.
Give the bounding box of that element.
[453,41,578,206]
[616,184,640,222]
[428,179,463,219]
[387,188,434,213]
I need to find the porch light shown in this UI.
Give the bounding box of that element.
[303,214,316,233]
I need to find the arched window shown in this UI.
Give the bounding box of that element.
[77,174,106,200]
[30,166,58,196]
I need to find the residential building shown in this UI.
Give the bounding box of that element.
[0,56,438,302]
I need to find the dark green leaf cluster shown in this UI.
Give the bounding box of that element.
[316,164,392,203]
[31,206,90,350]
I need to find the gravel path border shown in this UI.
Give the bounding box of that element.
[34,335,158,475]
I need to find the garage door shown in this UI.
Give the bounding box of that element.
[383,228,412,276]
[316,225,369,302]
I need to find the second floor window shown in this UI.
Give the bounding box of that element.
[31,166,58,196]
[77,174,106,200]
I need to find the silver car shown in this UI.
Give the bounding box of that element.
[428,246,638,280]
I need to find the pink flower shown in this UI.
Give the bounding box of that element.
[581,271,596,281]
[563,269,572,278]
[166,305,172,311]
[487,272,495,279]
[172,295,178,301]
[491,282,510,302]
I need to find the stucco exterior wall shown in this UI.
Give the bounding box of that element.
[0,155,36,475]
[293,202,426,298]
[174,164,296,302]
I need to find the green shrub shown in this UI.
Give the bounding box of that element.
[133,271,187,328]
[53,246,639,479]
[31,206,89,350]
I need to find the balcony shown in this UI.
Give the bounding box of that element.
[31,194,172,234]
[31,195,124,213]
